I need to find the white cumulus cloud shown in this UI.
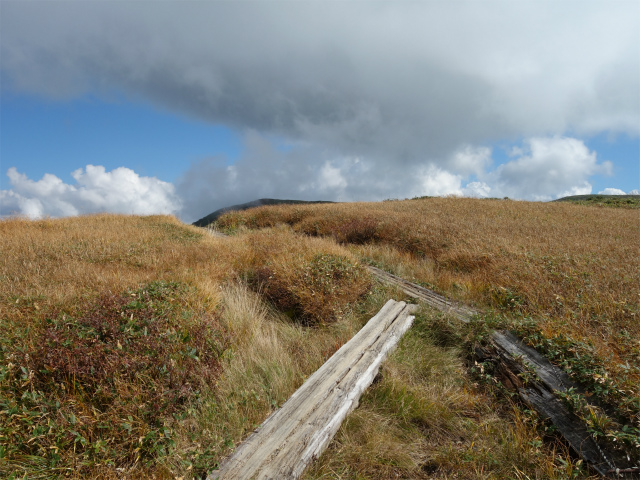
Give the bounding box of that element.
[473,136,611,201]
[1,165,181,219]
[462,181,492,198]
[598,188,627,195]
[176,132,624,221]
[450,146,493,177]
[319,162,348,191]
[416,166,463,197]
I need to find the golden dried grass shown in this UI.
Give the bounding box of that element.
[0,214,376,478]
[167,283,366,478]
[240,228,372,324]
[216,198,640,393]
[2,208,630,478]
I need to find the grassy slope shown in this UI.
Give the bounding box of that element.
[215,198,640,372]
[192,199,335,227]
[3,200,636,478]
[0,216,370,478]
[554,194,640,209]
[217,197,640,474]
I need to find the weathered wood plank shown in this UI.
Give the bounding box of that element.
[203,226,228,238]
[367,266,477,321]
[367,266,637,477]
[207,299,417,480]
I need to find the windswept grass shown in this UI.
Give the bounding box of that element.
[216,198,639,375]
[167,283,368,478]
[217,197,640,460]
[3,204,635,478]
[241,228,371,325]
[0,215,373,478]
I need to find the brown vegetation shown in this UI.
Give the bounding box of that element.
[3,200,634,478]
[217,197,640,446]
[243,228,371,324]
[216,198,639,377]
[0,215,371,478]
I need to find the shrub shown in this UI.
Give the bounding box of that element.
[0,281,228,475]
[244,230,372,325]
[330,216,380,245]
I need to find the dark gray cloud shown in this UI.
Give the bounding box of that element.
[2,1,638,218]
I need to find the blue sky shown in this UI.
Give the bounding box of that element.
[583,135,640,194]
[1,1,639,221]
[1,92,242,185]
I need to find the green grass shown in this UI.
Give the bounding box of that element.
[554,194,640,208]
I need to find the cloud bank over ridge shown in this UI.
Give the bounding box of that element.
[1,1,638,218]
[175,134,616,221]
[1,135,629,221]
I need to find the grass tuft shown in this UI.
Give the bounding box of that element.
[242,229,372,325]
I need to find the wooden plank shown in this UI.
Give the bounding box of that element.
[479,333,621,476]
[367,266,636,477]
[203,226,228,238]
[367,266,477,321]
[208,299,417,480]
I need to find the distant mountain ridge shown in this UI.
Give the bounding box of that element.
[192,198,335,227]
[553,194,640,208]
[553,194,639,202]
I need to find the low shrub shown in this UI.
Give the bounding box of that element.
[0,281,227,476]
[243,230,372,325]
[300,216,381,245]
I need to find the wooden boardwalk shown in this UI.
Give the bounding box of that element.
[367,265,477,321]
[367,266,636,477]
[208,299,416,480]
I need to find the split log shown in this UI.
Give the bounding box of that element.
[208,299,417,480]
[367,266,638,478]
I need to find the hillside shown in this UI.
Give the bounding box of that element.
[192,198,334,227]
[0,215,374,478]
[216,197,640,475]
[2,199,639,479]
[553,194,640,208]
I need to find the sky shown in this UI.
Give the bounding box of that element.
[1,1,639,223]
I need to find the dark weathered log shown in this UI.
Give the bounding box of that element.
[207,299,417,480]
[368,266,639,478]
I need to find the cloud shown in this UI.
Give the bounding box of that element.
[2,1,638,175]
[449,146,493,177]
[598,188,627,195]
[462,182,492,198]
[416,166,463,197]
[2,3,636,218]
[176,132,616,221]
[478,137,611,200]
[0,136,622,222]
[1,165,181,219]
